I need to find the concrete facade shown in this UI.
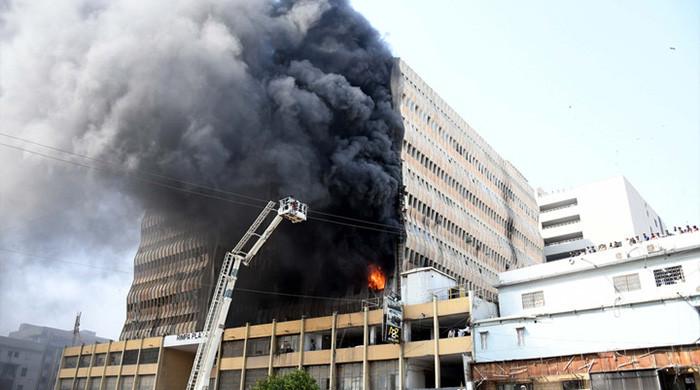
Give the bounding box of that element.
[393,59,544,301]
[471,231,700,389]
[120,58,544,340]
[120,213,224,340]
[537,176,665,262]
[59,295,476,390]
[474,230,700,362]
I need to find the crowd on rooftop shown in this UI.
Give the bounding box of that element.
[567,224,699,258]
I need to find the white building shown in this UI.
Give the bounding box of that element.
[537,176,665,262]
[472,230,700,363]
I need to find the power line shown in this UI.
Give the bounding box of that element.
[0,132,400,231]
[0,247,131,274]
[235,288,364,302]
[0,140,402,234]
[1,247,371,302]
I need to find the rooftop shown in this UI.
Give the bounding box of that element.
[498,229,700,287]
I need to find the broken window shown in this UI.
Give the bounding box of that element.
[613,273,641,292]
[653,265,685,287]
[521,291,545,309]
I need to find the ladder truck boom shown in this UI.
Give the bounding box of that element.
[186,197,308,390]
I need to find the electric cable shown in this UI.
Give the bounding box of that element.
[0,132,404,231]
[0,140,404,235]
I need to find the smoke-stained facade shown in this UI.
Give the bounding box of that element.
[122,58,545,339]
[394,60,543,301]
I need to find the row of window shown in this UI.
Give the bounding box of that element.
[58,374,154,390]
[216,362,397,390]
[403,139,540,252]
[519,265,688,310]
[405,187,522,272]
[122,313,198,339]
[404,224,500,283]
[398,73,538,221]
[62,348,159,369]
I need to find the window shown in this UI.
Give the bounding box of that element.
[516,327,525,347]
[337,363,363,390]
[122,350,139,365]
[59,379,74,390]
[217,370,241,390]
[119,376,134,390]
[222,341,245,357]
[521,291,545,309]
[62,356,78,368]
[79,354,92,367]
[479,331,488,350]
[20,367,27,376]
[102,376,118,390]
[613,273,641,292]
[75,378,88,390]
[306,365,330,390]
[138,348,159,364]
[136,375,155,390]
[93,353,106,366]
[107,351,122,366]
[653,265,685,287]
[88,378,102,390]
[246,338,270,357]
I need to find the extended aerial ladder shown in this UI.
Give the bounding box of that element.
[186,197,308,390]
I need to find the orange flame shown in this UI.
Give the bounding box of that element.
[367,264,386,291]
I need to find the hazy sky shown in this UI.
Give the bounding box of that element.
[1,1,698,340]
[352,0,700,226]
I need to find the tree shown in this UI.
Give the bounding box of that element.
[252,370,320,390]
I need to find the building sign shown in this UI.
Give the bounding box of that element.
[382,293,403,344]
[163,331,205,347]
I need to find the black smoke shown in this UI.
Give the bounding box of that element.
[0,0,403,330]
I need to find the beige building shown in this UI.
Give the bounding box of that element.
[58,293,476,390]
[119,58,544,340]
[393,59,544,301]
[120,213,226,340]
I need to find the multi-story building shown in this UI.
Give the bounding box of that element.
[393,58,543,300]
[59,268,494,390]
[1,324,108,390]
[472,230,700,389]
[120,58,544,340]
[120,213,226,340]
[537,176,665,262]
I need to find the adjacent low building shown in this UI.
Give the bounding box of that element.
[472,230,700,389]
[58,269,493,390]
[537,176,665,262]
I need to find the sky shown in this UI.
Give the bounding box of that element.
[352,0,700,226]
[1,0,698,340]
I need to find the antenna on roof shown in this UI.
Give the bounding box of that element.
[72,312,81,346]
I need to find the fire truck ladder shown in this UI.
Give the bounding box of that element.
[186,197,307,390]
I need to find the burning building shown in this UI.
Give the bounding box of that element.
[107,1,542,339]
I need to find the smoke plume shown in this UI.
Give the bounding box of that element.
[0,0,403,333]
